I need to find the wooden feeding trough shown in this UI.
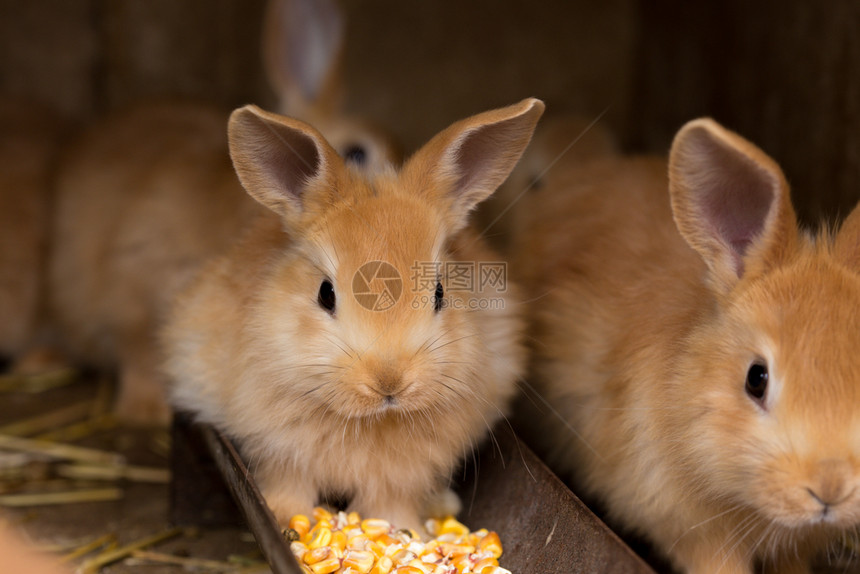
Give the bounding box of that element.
[170,413,654,573]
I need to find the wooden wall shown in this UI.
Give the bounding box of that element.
[0,0,634,146]
[1,0,859,224]
[628,0,860,225]
[0,0,271,119]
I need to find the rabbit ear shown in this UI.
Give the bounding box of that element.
[835,204,860,270]
[228,105,344,226]
[404,98,545,234]
[262,0,345,117]
[669,118,798,294]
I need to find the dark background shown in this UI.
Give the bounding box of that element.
[2,0,858,224]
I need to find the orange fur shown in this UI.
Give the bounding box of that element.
[163,99,543,530]
[515,119,860,573]
[47,0,399,424]
[50,102,260,423]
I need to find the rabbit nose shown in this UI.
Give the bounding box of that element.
[807,458,853,508]
[374,365,404,397]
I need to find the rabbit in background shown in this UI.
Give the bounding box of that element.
[513,118,860,573]
[48,0,399,424]
[0,99,67,373]
[163,98,543,532]
[473,112,617,254]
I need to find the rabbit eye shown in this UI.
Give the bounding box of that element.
[343,144,367,165]
[745,362,768,403]
[318,279,336,314]
[433,281,444,313]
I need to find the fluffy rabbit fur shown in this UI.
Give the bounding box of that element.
[163,98,543,531]
[515,118,860,574]
[48,0,397,424]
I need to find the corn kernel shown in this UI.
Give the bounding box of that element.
[468,529,489,547]
[377,533,399,547]
[406,541,424,556]
[383,543,405,559]
[370,556,394,574]
[311,519,333,532]
[406,558,434,573]
[421,540,440,556]
[343,549,376,573]
[449,552,473,573]
[290,541,308,562]
[424,518,441,537]
[302,546,330,565]
[286,510,508,574]
[313,507,333,522]
[477,531,502,558]
[290,514,311,538]
[390,548,416,565]
[307,526,333,549]
[395,528,419,544]
[367,540,385,559]
[473,557,500,571]
[348,533,371,551]
[437,543,475,557]
[308,556,340,574]
[330,530,348,552]
[439,517,470,538]
[361,518,391,539]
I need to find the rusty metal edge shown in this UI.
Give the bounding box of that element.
[198,423,303,574]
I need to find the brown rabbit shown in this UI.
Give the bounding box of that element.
[514,118,860,573]
[163,99,543,531]
[0,99,66,370]
[49,0,398,424]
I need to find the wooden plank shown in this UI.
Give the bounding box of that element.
[455,424,654,574]
[170,412,243,528]
[198,424,303,574]
[171,412,654,573]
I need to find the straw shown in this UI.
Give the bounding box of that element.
[0,434,124,465]
[0,488,123,507]
[74,527,183,574]
[0,402,94,437]
[56,463,170,484]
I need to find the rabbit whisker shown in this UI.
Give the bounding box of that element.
[416,325,458,357]
[516,377,604,462]
[439,374,507,464]
[668,504,743,553]
[323,333,358,360]
[427,333,479,355]
[714,511,760,573]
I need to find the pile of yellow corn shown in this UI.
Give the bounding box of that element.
[285,507,510,574]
